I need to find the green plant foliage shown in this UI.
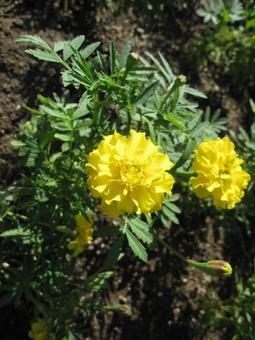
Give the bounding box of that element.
[192,0,255,90]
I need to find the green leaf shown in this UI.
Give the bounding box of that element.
[120,41,132,68]
[165,113,185,130]
[25,49,60,63]
[54,41,66,52]
[54,133,72,142]
[85,271,114,293]
[185,86,207,99]
[167,203,181,214]
[16,35,50,49]
[73,94,90,119]
[126,229,148,262]
[145,51,172,84]
[173,138,196,169]
[10,140,26,147]
[80,42,100,59]
[0,228,30,238]
[40,105,66,118]
[162,206,179,224]
[158,52,174,80]
[63,35,85,60]
[109,41,116,74]
[128,218,153,244]
[135,81,159,105]
[102,236,124,270]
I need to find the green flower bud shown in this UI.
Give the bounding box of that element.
[187,259,232,277]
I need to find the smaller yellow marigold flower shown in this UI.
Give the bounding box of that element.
[86,130,175,217]
[191,137,250,209]
[67,213,93,256]
[28,319,55,340]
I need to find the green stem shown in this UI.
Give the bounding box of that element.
[157,237,187,262]
[174,170,196,178]
[122,216,128,234]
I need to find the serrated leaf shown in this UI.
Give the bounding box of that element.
[80,42,100,59]
[126,229,148,262]
[63,35,85,60]
[40,105,66,118]
[145,51,172,84]
[85,271,113,293]
[25,49,60,63]
[73,94,90,119]
[54,133,72,142]
[128,218,153,244]
[184,86,207,99]
[54,41,66,52]
[162,206,179,224]
[168,194,180,202]
[165,113,185,130]
[135,80,159,105]
[168,203,181,214]
[16,35,50,49]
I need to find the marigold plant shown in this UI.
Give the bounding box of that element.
[191,137,250,209]
[86,129,175,217]
[2,34,251,339]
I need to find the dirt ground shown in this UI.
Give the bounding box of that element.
[0,1,251,339]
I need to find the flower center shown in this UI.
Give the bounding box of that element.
[219,161,232,180]
[120,162,144,189]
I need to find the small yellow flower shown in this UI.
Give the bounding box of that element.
[191,137,250,209]
[67,213,93,256]
[86,130,174,217]
[28,319,55,340]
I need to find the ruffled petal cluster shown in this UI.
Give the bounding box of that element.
[67,213,93,256]
[191,137,250,209]
[86,130,175,217]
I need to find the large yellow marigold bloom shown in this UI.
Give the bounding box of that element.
[191,137,250,209]
[67,213,93,256]
[28,319,55,340]
[86,130,174,217]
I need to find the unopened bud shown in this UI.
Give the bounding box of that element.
[176,75,186,85]
[130,52,139,60]
[187,259,232,277]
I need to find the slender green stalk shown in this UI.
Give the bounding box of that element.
[157,237,187,262]
[158,237,232,277]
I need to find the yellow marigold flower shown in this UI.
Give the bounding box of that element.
[28,319,55,340]
[86,129,174,217]
[67,213,93,256]
[191,137,250,209]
